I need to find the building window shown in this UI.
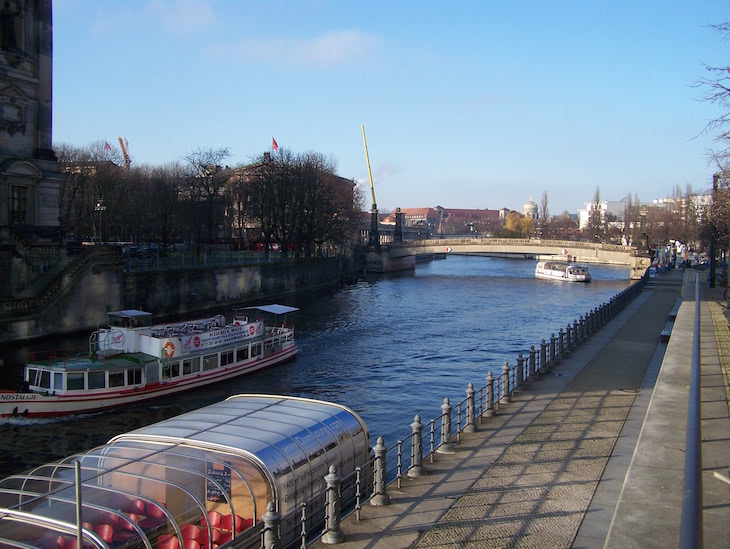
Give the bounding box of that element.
[10,185,27,224]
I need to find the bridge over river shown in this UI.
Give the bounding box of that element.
[363,237,652,279]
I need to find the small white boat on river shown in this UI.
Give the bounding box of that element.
[535,261,591,283]
[0,305,298,419]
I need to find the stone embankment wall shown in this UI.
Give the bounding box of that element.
[0,257,343,343]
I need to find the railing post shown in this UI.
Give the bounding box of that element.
[540,339,547,374]
[566,323,573,350]
[485,371,495,417]
[321,465,344,544]
[517,353,526,387]
[558,328,565,358]
[549,333,556,365]
[500,361,511,403]
[408,415,426,477]
[529,345,536,378]
[370,437,390,506]
[574,318,580,345]
[262,501,281,549]
[465,383,477,433]
[437,398,454,453]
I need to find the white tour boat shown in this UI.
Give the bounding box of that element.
[0,305,298,419]
[535,261,592,283]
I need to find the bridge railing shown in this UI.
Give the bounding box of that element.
[389,236,637,253]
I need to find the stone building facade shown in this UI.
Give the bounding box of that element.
[0,0,63,297]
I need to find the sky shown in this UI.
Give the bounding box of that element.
[52,0,728,215]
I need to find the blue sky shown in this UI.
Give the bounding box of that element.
[53,0,727,215]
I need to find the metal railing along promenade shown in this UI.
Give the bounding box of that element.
[247,273,649,549]
[679,275,703,548]
[123,250,289,272]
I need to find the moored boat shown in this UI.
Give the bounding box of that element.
[0,394,370,549]
[0,305,298,419]
[535,261,591,282]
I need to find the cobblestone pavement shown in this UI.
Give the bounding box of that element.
[708,300,730,417]
[411,275,680,549]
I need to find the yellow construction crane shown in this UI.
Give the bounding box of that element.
[118,136,131,170]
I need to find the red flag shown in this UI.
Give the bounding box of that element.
[272,137,279,151]
[105,141,111,150]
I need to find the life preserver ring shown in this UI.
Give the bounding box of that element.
[164,341,175,358]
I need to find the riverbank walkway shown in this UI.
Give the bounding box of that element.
[310,267,730,548]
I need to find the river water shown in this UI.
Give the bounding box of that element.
[0,256,632,477]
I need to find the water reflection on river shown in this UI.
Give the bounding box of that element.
[0,256,632,476]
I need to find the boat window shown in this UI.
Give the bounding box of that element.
[53,372,63,391]
[26,368,37,385]
[251,343,262,358]
[127,367,142,385]
[203,354,218,371]
[163,361,181,380]
[67,372,84,390]
[88,371,105,389]
[38,370,51,389]
[236,347,249,362]
[183,357,200,375]
[109,370,125,387]
[221,350,234,367]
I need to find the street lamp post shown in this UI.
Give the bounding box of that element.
[95,199,106,243]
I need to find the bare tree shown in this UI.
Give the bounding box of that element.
[696,22,730,165]
[587,186,602,242]
[539,191,549,236]
[181,147,231,253]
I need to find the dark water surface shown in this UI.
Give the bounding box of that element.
[0,256,632,476]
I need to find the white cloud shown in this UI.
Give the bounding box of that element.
[148,0,217,33]
[221,30,381,67]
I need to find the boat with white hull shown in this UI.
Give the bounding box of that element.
[535,261,591,282]
[0,305,298,419]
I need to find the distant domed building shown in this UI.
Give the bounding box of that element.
[523,196,538,220]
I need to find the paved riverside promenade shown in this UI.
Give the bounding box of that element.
[310,267,730,548]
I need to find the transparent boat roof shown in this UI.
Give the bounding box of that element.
[0,395,369,549]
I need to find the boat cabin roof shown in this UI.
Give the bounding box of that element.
[107,309,153,328]
[239,305,299,315]
[0,395,368,549]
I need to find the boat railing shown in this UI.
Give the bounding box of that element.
[26,349,68,364]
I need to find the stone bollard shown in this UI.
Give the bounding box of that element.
[370,437,390,505]
[408,415,426,477]
[465,383,477,433]
[550,333,556,365]
[529,346,536,378]
[558,328,565,357]
[437,398,455,453]
[485,372,495,417]
[500,361,511,403]
[540,339,547,374]
[322,465,344,544]
[262,501,281,549]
